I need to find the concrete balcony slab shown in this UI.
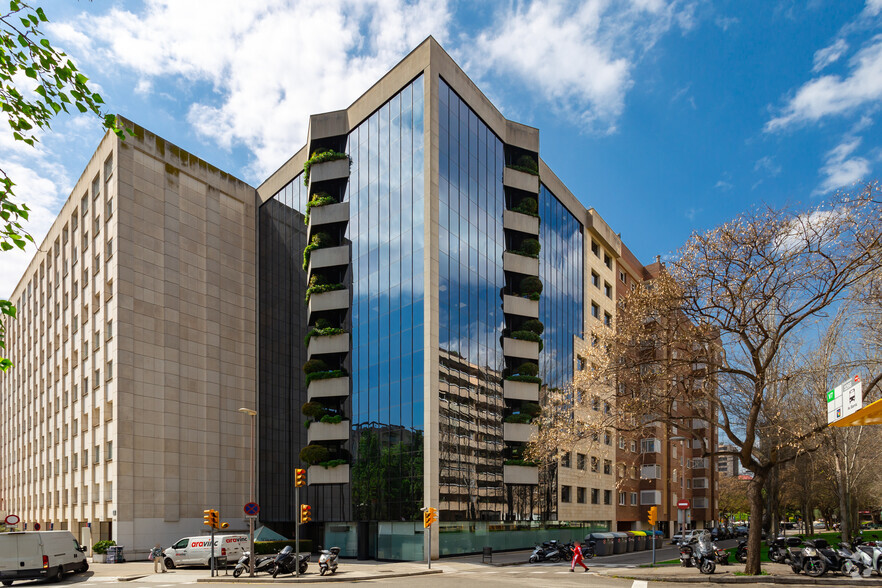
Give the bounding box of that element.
[308,463,349,485]
[503,210,540,235]
[504,422,537,443]
[307,332,349,357]
[503,252,539,276]
[308,158,350,193]
[503,464,539,485]
[503,380,540,402]
[308,288,349,318]
[503,294,539,318]
[308,201,349,234]
[307,245,349,274]
[307,376,350,400]
[503,337,540,360]
[307,420,350,443]
[503,167,539,194]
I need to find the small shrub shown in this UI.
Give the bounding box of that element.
[299,444,330,465]
[92,540,116,554]
[504,458,538,467]
[504,413,532,424]
[506,374,542,384]
[302,232,333,270]
[320,414,343,424]
[319,458,348,469]
[510,330,541,343]
[305,282,345,302]
[303,359,329,375]
[519,276,543,296]
[304,326,345,345]
[528,292,541,301]
[516,362,539,377]
[522,402,542,417]
[512,196,538,216]
[521,319,544,335]
[301,401,326,419]
[303,149,349,186]
[305,369,348,386]
[517,154,539,173]
[520,238,541,257]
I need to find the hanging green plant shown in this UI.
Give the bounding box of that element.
[303,192,338,225]
[305,368,348,386]
[303,149,349,186]
[303,231,333,270]
[304,326,346,345]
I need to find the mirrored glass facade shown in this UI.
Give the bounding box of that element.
[437,79,508,521]
[347,75,425,523]
[539,185,584,389]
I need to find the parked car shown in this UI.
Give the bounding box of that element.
[672,529,708,545]
[735,526,749,537]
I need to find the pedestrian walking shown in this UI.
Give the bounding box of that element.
[151,544,167,573]
[570,540,589,572]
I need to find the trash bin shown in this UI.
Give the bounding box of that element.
[482,546,493,563]
[653,530,664,549]
[625,531,639,552]
[106,546,125,563]
[587,532,614,557]
[622,532,635,552]
[632,531,647,551]
[610,532,628,554]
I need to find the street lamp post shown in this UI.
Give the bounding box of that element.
[238,407,257,577]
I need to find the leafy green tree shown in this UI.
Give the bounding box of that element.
[1,1,126,370]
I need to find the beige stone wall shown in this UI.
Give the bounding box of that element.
[112,121,258,551]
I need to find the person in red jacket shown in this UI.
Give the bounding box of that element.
[571,540,589,572]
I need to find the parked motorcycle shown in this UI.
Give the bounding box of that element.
[789,538,843,577]
[735,538,748,563]
[690,534,717,574]
[529,540,563,563]
[232,551,275,577]
[270,545,309,577]
[836,541,873,577]
[712,541,730,565]
[854,537,882,576]
[318,546,340,576]
[678,541,694,567]
[768,535,803,563]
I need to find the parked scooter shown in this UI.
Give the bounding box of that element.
[318,547,340,576]
[789,538,843,577]
[735,538,748,563]
[232,551,275,577]
[270,545,309,577]
[678,541,694,567]
[854,537,882,576]
[712,540,730,565]
[768,535,803,564]
[836,541,873,577]
[529,540,563,563]
[690,534,717,574]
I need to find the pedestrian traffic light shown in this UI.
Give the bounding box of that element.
[300,504,312,524]
[295,468,306,487]
[648,506,658,526]
[204,509,213,528]
[423,507,438,528]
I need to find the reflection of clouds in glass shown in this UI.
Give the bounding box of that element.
[539,184,584,389]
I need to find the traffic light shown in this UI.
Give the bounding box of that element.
[648,506,658,527]
[295,468,306,487]
[210,510,220,529]
[204,509,213,528]
[220,522,229,529]
[423,507,438,528]
[300,504,312,524]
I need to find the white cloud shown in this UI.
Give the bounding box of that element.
[754,156,782,176]
[714,180,733,191]
[714,16,739,31]
[64,0,451,181]
[765,35,882,132]
[812,38,848,72]
[865,0,882,17]
[816,136,871,194]
[465,0,692,134]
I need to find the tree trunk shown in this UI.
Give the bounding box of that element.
[802,502,813,536]
[834,451,849,543]
[745,471,766,575]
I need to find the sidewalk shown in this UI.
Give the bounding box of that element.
[594,561,880,585]
[86,559,442,583]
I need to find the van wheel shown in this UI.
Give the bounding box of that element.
[78,561,89,573]
[164,558,175,570]
[2,580,13,586]
[50,567,64,582]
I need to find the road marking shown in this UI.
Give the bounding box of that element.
[631,581,649,588]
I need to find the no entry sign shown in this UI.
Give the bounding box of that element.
[677,500,691,510]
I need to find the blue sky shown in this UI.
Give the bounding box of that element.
[3,0,882,292]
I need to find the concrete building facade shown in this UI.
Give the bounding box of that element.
[0,120,257,557]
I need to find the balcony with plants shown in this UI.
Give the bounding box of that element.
[503,148,540,194]
[303,147,350,192]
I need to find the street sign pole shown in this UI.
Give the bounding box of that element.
[210,527,215,577]
[249,516,254,577]
[427,522,431,570]
[652,522,656,566]
[295,485,300,578]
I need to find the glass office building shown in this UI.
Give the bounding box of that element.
[257,38,615,559]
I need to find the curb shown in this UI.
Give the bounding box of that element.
[610,573,879,585]
[197,569,443,583]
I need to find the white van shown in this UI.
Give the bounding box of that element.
[162,534,248,568]
[0,531,88,585]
